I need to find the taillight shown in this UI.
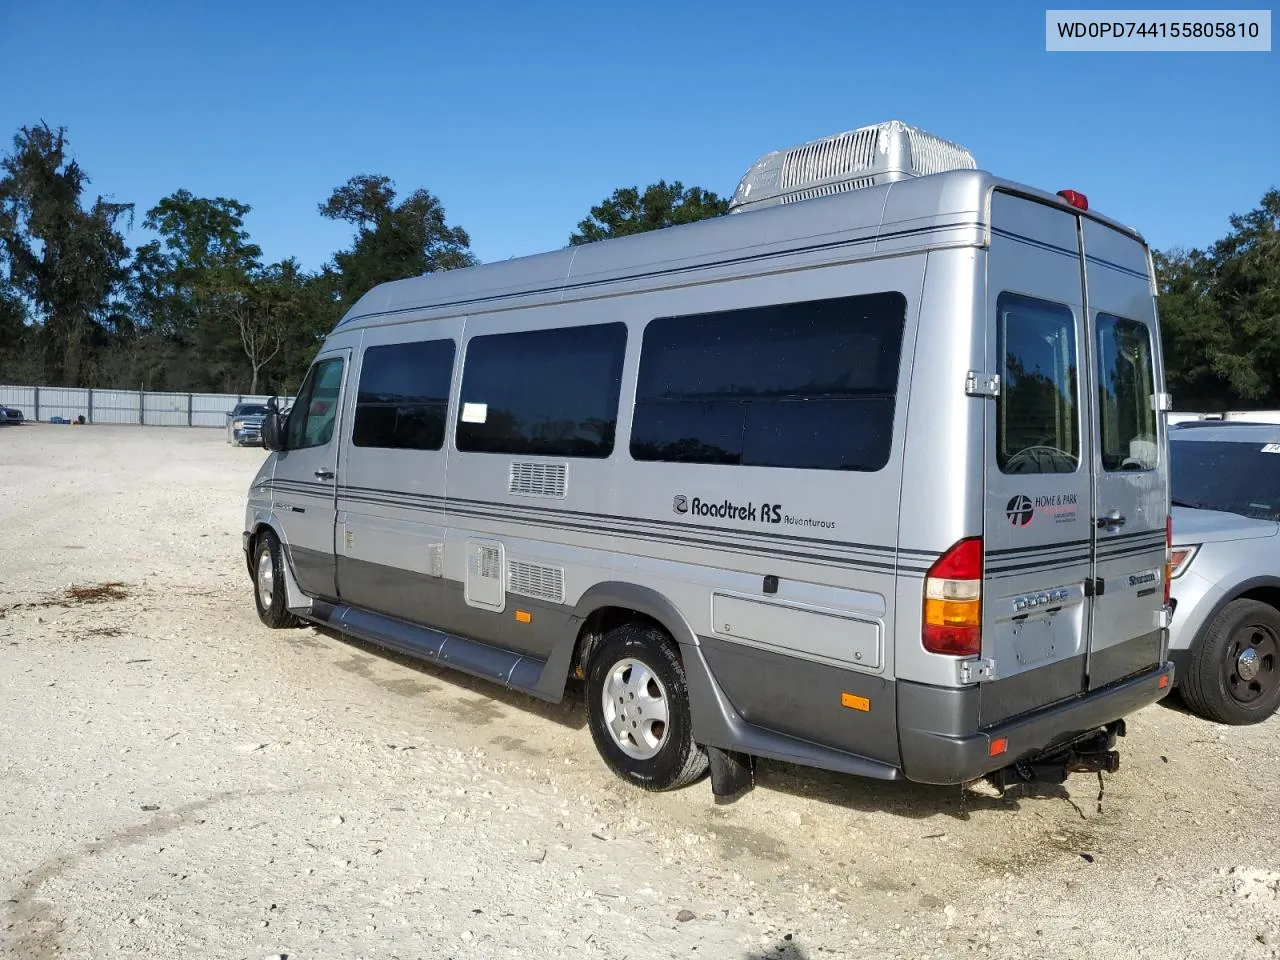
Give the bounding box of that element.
[1163,515,1173,606]
[923,537,983,656]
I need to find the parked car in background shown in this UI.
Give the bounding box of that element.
[1169,422,1280,724]
[226,403,268,446]
[0,404,24,424]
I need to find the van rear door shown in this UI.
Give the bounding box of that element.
[979,192,1093,724]
[1081,220,1167,689]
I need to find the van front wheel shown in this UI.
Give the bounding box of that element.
[253,530,301,629]
[585,624,708,791]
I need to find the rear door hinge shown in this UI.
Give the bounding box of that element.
[1152,392,1173,412]
[1083,577,1106,598]
[959,658,997,684]
[965,371,1001,398]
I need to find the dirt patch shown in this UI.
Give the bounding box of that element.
[64,581,129,605]
[0,581,131,620]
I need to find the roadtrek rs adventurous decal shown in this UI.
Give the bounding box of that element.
[674,494,837,531]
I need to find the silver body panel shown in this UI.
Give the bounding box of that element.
[244,169,1173,784]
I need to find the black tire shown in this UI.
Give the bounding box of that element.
[252,529,301,629]
[585,623,708,791]
[1181,599,1280,725]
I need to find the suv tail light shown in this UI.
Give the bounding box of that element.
[1163,515,1173,606]
[923,537,983,656]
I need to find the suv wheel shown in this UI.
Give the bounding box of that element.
[1182,599,1280,724]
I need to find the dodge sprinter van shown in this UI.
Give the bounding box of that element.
[244,121,1175,796]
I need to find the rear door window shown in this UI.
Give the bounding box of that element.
[996,293,1080,474]
[1096,314,1157,471]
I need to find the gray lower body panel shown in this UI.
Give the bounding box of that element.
[685,638,901,781]
[699,636,900,768]
[337,556,573,661]
[288,544,338,601]
[899,651,1173,784]
[1089,629,1165,690]
[979,630,1166,726]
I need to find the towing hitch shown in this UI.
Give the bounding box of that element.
[985,720,1125,794]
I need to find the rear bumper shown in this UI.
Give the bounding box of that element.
[898,661,1174,784]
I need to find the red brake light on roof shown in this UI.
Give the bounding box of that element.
[1057,189,1088,211]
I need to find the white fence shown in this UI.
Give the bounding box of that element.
[0,384,293,428]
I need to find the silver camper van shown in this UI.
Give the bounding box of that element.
[244,121,1175,796]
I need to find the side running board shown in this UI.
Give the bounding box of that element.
[307,602,549,697]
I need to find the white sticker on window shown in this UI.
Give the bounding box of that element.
[1262,443,1280,454]
[461,402,488,424]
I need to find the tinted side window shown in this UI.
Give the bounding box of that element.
[996,293,1080,474]
[1097,314,1157,471]
[285,357,344,450]
[353,340,455,451]
[455,322,627,458]
[630,292,906,472]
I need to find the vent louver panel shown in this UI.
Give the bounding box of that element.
[780,127,879,189]
[508,461,568,498]
[780,178,876,205]
[464,540,505,612]
[508,560,565,604]
[469,546,501,580]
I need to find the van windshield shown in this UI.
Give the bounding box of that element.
[1171,438,1280,521]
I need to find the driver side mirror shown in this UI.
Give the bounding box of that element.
[261,397,287,452]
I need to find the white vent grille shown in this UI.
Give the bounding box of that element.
[427,542,443,578]
[905,126,977,176]
[465,540,505,611]
[508,560,565,604]
[469,545,501,580]
[780,178,876,205]
[729,120,977,214]
[780,127,879,190]
[508,461,568,498]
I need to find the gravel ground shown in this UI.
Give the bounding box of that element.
[2,424,1279,960]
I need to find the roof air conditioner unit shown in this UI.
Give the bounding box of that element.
[728,120,977,214]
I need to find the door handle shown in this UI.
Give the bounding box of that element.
[314,469,335,481]
[1095,510,1126,530]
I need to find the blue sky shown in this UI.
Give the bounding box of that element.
[2,1,1275,270]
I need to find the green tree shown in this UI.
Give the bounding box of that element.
[319,174,476,310]
[1155,189,1280,409]
[0,123,133,385]
[569,180,728,245]
[136,190,264,391]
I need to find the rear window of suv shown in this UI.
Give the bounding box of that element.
[1172,438,1280,521]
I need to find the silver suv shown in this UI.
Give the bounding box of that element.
[1169,423,1280,724]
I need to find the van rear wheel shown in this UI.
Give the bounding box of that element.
[1182,599,1280,724]
[585,623,708,791]
[253,529,301,629]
